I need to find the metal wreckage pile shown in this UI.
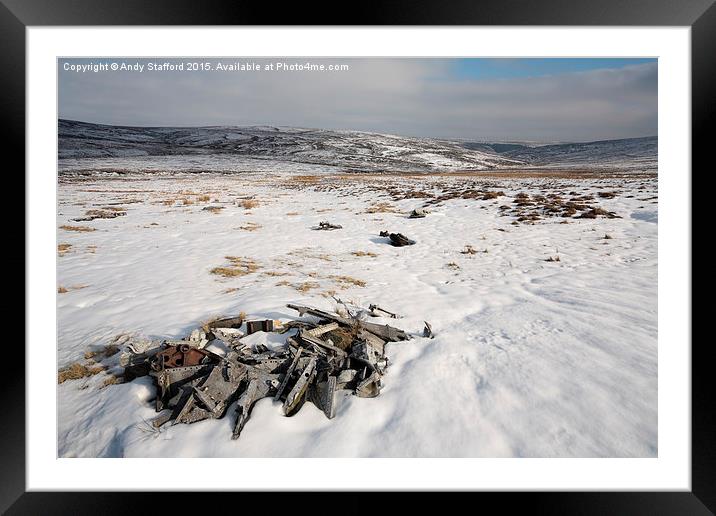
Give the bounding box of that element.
[120,303,432,440]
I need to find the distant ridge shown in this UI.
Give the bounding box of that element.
[58,119,657,172]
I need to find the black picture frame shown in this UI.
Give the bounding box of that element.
[4,0,710,513]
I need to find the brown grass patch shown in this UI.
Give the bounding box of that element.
[292,175,321,184]
[58,363,105,384]
[240,199,259,209]
[203,206,224,214]
[323,326,357,350]
[58,243,72,256]
[295,281,321,293]
[286,212,300,216]
[210,256,260,277]
[351,251,378,257]
[237,222,262,231]
[197,194,211,202]
[365,202,398,214]
[461,245,477,255]
[181,198,194,205]
[263,271,290,277]
[60,225,95,232]
[481,191,505,200]
[100,375,123,388]
[331,275,366,288]
[58,284,88,294]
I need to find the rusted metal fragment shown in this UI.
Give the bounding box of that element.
[150,344,216,371]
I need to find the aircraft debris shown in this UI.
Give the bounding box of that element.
[380,232,416,247]
[314,221,343,230]
[368,304,398,319]
[119,301,424,440]
[246,319,275,335]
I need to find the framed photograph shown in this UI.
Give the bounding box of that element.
[6,0,710,512]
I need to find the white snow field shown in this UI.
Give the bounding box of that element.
[57,167,657,458]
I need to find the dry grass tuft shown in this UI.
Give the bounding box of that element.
[58,243,72,256]
[181,198,194,205]
[204,206,224,214]
[58,284,87,294]
[60,225,95,232]
[295,281,321,293]
[481,191,505,200]
[239,199,259,209]
[461,245,477,255]
[237,222,262,231]
[58,363,105,384]
[263,271,290,277]
[331,275,366,288]
[197,194,211,202]
[365,202,398,214]
[352,251,378,258]
[447,262,461,270]
[292,175,321,184]
[286,212,300,216]
[100,375,123,388]
[323,326,357,350]
[210,256,260,278]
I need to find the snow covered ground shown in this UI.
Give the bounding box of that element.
[57,167,658,458]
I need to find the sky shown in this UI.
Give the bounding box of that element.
[58,58,657,142]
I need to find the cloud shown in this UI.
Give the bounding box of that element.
[58,58,657,142]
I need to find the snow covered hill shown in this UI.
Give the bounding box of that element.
[484,137,657,171]
[58,119,657,172]
[58,119,522,171]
